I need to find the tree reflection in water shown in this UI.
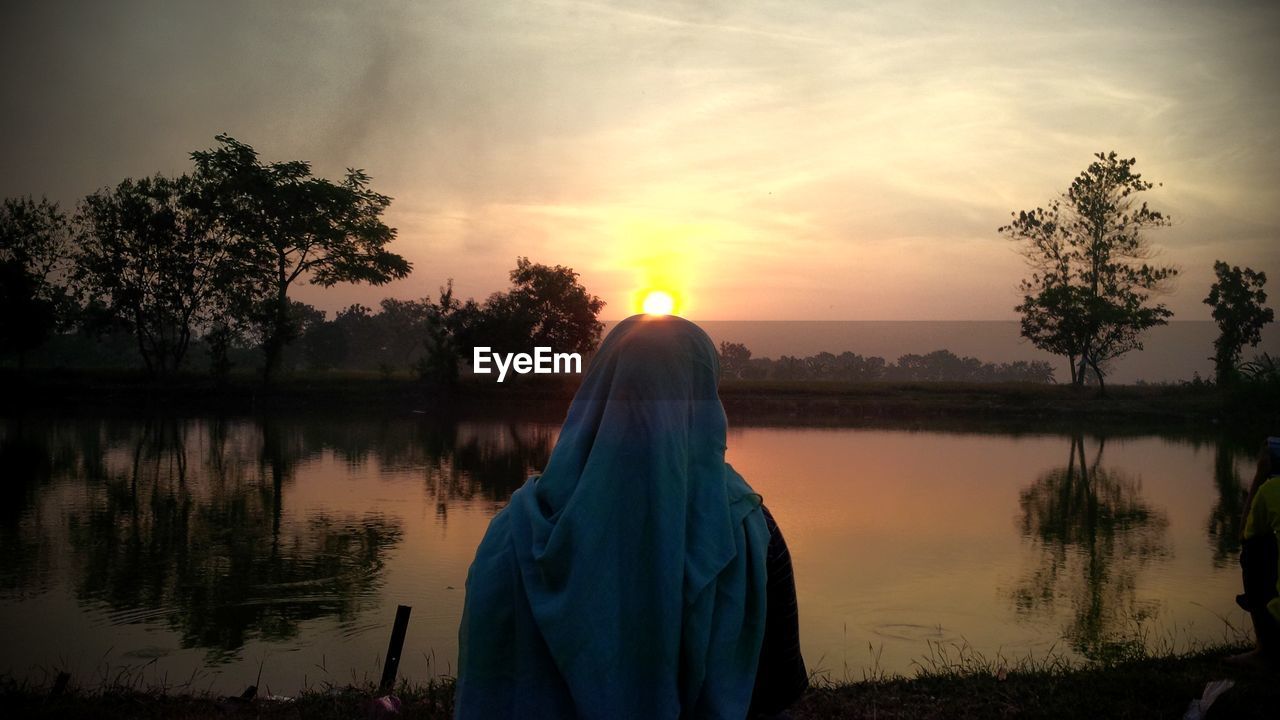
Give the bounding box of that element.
[0,418,107,597]
[1206,437,1254,568]
[64,418,402,662]
[1,413,555,662]
[0,421,56,597]
[1013,434,1169,661]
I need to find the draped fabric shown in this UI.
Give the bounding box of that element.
[749,505,809,715]
[456,315,769,719]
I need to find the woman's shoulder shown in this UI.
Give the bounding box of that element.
[1257,475,1280,503]
[759,502,778,530]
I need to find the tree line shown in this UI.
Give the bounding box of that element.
[717,344,1057,383]
[0,136,604,383]
[2,142,1273,389]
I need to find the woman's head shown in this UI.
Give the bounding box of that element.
[533,314,732,512]
[581,314,721,403]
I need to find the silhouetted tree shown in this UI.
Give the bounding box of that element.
[718,342,752,379]
[891,350,982,382]
[773,355,806,381]
[189,135,411,382]
[75,175,233,376]
[1204,260,1273,386]
[833,352,887,382]
[472,257,605,355]
[0,197,73,369]
[301,310,344,371]
[373,297,432,371]
[1003,152,1177,392]
[203,320,239,380]
[421,259,604,384]
[416,281,472,386]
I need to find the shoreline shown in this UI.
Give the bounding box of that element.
[2,369,1275,431]
[3,643,1275,718]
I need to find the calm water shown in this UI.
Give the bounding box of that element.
[0,414,1258,693]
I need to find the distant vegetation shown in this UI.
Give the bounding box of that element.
[717,343,1056,383]
[2,144,1274,391]
[2,259,603,384]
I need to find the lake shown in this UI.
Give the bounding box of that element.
[0,413,1259,694]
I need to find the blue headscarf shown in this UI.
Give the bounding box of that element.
[456,315,769,719]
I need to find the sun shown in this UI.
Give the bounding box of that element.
[642,290,676,316]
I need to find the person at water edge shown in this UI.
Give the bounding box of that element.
[1230,436,1280,668]
[455,315,808,718]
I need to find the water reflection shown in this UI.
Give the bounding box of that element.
[0,417,1261,686]
[0,422,55,596]
[61,419,399,662]
[1207,439,1250,567]
[426,421,557,512]
[0,414,556,664]
[1013,435,1170,660]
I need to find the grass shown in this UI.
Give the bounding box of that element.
[4,638,1275,719]
[794,643,1275,719]
[715,378,1261,427]
[795,620,1275,719]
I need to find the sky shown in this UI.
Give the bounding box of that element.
[2,0,1278,320]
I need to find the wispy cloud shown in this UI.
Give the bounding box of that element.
[1,0,1276,318]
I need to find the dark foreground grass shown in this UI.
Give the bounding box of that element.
[796,643,1276,719]
[4,643,1275,719]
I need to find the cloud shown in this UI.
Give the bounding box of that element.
[1,0,1276,319]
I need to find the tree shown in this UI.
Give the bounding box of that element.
[75,175,232,376]
[718,342,752,380]
[458,257,604,359]
[416,280,473,386]
[473,257,605,355]
[420,260,605,384]
[1003,152,1178,391]
[189,135,411,382]
[372,297,432,371]
[0,197,73,369]
[1204,260,1273,386]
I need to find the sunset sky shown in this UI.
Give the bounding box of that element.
[3,0,1277,320]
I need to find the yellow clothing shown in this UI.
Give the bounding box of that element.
[1244,475,1280,622]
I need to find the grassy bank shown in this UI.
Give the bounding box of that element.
[715,379,1265,429]
[794,641,1277,719]
[4,643,1276,719]
[3,368,1275,429]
